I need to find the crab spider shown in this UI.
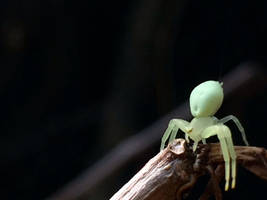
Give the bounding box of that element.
[160,80,249,191]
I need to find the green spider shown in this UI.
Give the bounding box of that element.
[160,80,249,191]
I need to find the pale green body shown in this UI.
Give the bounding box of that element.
[160,80,249,191]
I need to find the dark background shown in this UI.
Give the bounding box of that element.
[0,0,267,199]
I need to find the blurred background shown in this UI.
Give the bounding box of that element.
[0,0,267,199]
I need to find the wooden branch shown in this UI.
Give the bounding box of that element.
[110,139,267,200]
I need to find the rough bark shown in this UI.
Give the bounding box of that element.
[110,139,267,200]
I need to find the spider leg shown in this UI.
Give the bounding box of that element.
[218,137,230,191]
[201,125,233,191]
[185,133,190,143]
[219,115,249,146]
[169,125,179,144]
[225,136,237,189]
[160,123,174,150]
[160,119,190,150]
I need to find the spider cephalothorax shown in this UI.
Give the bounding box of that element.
[160,80,249,191]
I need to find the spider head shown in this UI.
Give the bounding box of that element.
[189,80,224,117]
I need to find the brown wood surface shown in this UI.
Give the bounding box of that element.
[110,139,267,200]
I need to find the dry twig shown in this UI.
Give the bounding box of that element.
[110,139,267,200]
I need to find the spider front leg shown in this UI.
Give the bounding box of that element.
[160,119,190,150]
[201,125,236,191]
